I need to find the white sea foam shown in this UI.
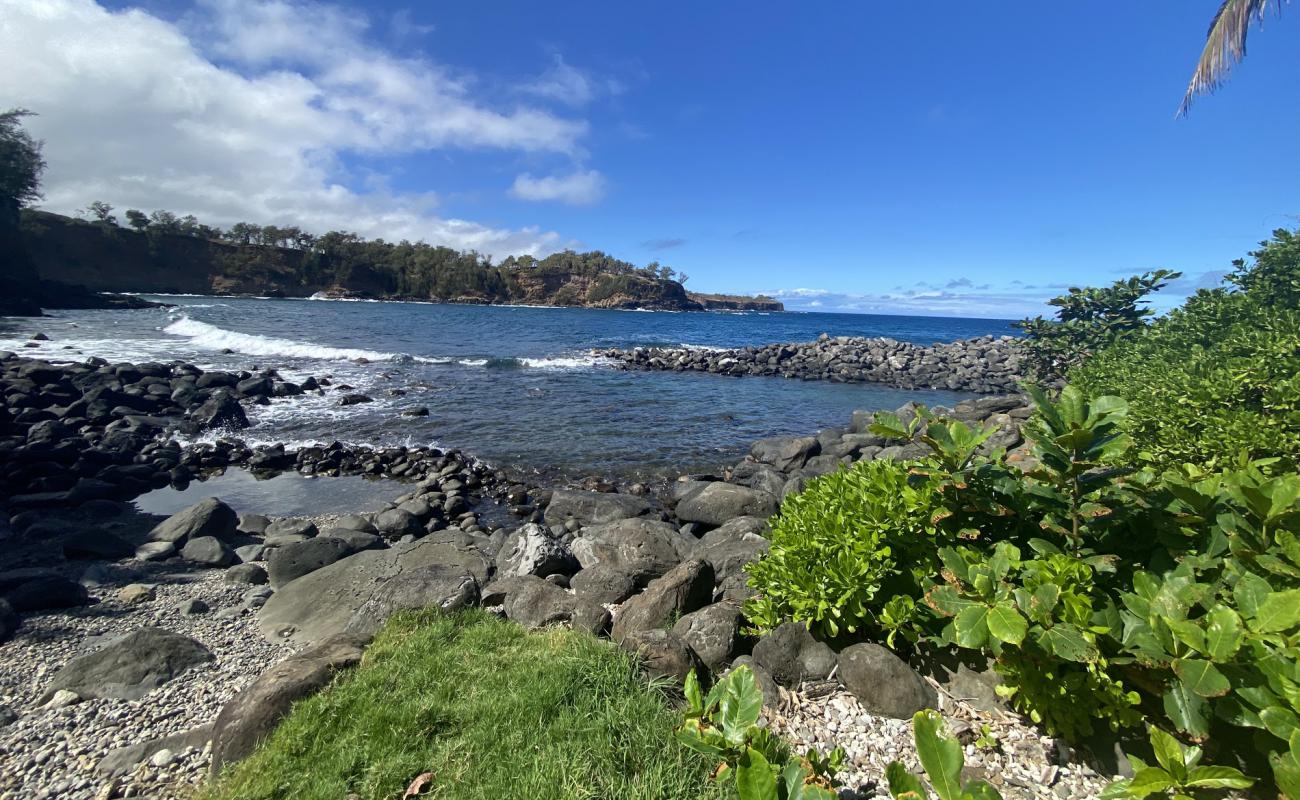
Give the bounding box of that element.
[519,355,609,369]
[162,316,426,363]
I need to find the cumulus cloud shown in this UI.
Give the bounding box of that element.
[509,169,606,205]
[0,0,591,256]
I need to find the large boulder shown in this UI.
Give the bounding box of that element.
[750,436,820,473]
[181,536,235,567]
[676,483,778,527]
[570,564,638,605]
[40,628,213,703]
[192,389,248,430]
[838,643,937,719]
[503,575,609,635]
[210,634,366,774]
[494,523,577,579]
[258,531,492,647]
[344,565,479,639]
[752,621,826,687]
[570,518,690,586]
[690,517,770,584]
[63,529,135,561]
[149,498,238,544]
[611,559,714,643]
[3,575,89,612]
[619,629,702,682]
[266,537,353,588]
[371,508,422,539]
[543,490,650,527]
[671,601,742,671]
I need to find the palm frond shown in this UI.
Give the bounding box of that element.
[1179,0,1285,116]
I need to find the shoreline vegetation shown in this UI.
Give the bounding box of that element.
[6,209,783,315]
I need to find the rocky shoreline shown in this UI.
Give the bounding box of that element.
[0,349,1114,800]
[601,333,1024,394]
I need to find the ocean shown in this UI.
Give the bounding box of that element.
[0,297,1018,481]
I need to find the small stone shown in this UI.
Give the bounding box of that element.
[44,689,81,709]
[117,584,156,605]
[150,748,175,767]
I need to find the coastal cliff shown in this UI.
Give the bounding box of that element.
[15,211,782,312]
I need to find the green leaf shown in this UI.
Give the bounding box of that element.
[952,605,991,649]
[1034,624,1095,662]
[1184,765,1255,789]
[684,669,703,716]
[735,747,778,800]
[1172,658,1232,698]
[1098,778,1137,799]
[1148,726,1187,782]
[1203,606,1244,660]
[1271,752,1300,800]
[1163,684,1210,739]
[1252,589,1300,633]
[717,667,764,744]
[912,710,964,800]
[927,585,980,617]
[1261,706,1300,740]
[885,762,930,800]
[1126,767,1177,796]
[986,604,1028,646]
[962,781,1004,800]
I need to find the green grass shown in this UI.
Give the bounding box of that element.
[202,610,724,800]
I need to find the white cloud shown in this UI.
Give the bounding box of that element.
[763,286,1054,319]
[522,54,622,107]
[509,169,607,205]
[0,0,589,257]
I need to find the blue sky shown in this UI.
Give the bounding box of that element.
[4,0,1297,316]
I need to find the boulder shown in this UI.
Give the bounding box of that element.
[344,565,479,639]
[63,529,135,560]
[676,483,779,527]
[494,523,577,579]
[234,544,266,563]
[237,514,270,535]
[0,599,17,644]
[619,629,702,682]
[181,536,235,567]
[266,537,352,588]
[543,489,650,526]
[4,575,88,612]
[838,643,938,719]
[225,563,269,586]
[502,575,580,629]
[323,529,384,552]
[192,389,248,429]
[752,621,818,687]
[750,436,820,473]
[149,498,238,544]
[372,508,421,538]
[611,559,715,643]
[570,564,638,605]
[264,518,318,539]
[40,628,213,703]
[333,514,377,533]
[135,541,176,561]
[210,634,367,774]
[258,531,492,647]
[570,518,690,585]
[671,601,742,671]
[690,517,770,584]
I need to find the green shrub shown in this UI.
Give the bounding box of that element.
[743,458,942,639]
[1071,290,1300,471]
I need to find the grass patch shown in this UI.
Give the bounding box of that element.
[202,610,724,800]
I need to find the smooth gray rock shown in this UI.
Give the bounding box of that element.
[372,508,421,538]
[234,544,266,563]
[690,517,770,584]
[210,634,366,774]
[149,498,238,544]
[258,531,492,647]
[619,629,702,682]
[838,643,938,719]
[333,514,377,533]
[237,514,270,535]
[570,564,638,605]
[344,565,479,639]
[494,523,577,579]
[750,436,820,472]
[266,537,352,588]
[181,536,235,567]
[264,518,318,539]
[323,529,384,552]
[97,723,213,777]
[675,483,779,527]
[40,628,213,703]
[135,541,176,562]
[612,559,714,643]
[224,563,269,586]
[543,489,650,527]
[671,601,742,671]
[570,518,690,585]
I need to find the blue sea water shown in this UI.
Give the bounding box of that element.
[0,298,1017,480]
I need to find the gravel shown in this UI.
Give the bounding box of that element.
[0,565,296,800]
[765,680,1115,799]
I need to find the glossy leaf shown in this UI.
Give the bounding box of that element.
[735,747,778,800]
[912,710,963,800]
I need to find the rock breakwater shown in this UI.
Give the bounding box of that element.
[602,333,1023,394]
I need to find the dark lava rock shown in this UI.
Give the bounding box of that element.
[40,627,214,703]
[611,559,715,643]
[543,489,650,527]
[570,518,690,586]
[671,601,743,671]
[838,643,938,719]
[62,529,135,561]
[570,564,639,605]
[619,629,703,683]
[267,537,353,588]
[675,482,779,527]
[149,497,238,544]
[3,575,89,612]
[180,536,235,567]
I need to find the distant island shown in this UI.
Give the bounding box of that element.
[10,209,782,314]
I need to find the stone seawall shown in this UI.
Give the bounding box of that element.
[601,333,1024,394]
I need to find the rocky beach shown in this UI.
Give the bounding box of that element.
[0,332,1124,799]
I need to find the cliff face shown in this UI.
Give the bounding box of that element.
[17,211,780,312]
[688,292,785,312]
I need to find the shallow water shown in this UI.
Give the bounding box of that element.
[132,469,409,517]
[1,298,1016,479]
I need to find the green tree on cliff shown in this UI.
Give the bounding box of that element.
[0,108,45,221]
